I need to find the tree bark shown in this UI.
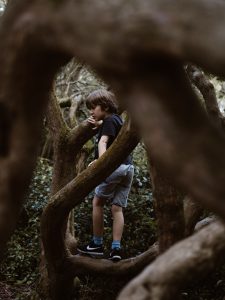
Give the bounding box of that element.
[41,119,140,299]
[118,221,225,300]
[39,90,97,297]
[3,0,225,298]
[115,61,225,221]
[0,1,69,259]
[186,64,225,131]
[148,160,185,253]
[2,0,225,257]
[184,195,203,236]
[68,244,158,278]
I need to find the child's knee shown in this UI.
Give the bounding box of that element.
[111,204,123,214]
[93,196,105,207]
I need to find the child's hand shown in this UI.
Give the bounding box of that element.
[87,117,103,129]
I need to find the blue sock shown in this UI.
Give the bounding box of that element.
[93,236,103,245]
[111,240,121,249]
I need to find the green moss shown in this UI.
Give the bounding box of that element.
[0,158,53,286]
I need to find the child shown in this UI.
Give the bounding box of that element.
[78,89,134,261]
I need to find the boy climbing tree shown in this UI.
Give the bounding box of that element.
[78,89,134,261]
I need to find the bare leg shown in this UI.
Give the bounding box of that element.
[92,196,105,237]
[111,204,124,241]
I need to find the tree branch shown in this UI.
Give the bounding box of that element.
[67,244,158,277]
[186,64,225,131]
[16,0,225,78]
[41,118,139,265]
[148,159,185,253]
[116,60,225,221]
[46,91,69,143]
[0,2,69,258]
[118,221,225,300]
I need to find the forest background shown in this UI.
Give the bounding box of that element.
[2,0,225,299]
[0,55,155,299]
[1,51,225,300]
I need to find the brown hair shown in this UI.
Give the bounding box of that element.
[86,89,118,113]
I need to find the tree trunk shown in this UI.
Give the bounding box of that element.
[118,221,225,300]
[41,119,139,299]
[184,195,203,236]
[3,1,225,298]
[149,160,185,253]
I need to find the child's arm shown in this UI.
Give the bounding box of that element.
[88,135,109,166]
[98,135,109,157]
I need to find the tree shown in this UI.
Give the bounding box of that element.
[41,116,139,299]
[1,0,225,299]
[37,70,140,298]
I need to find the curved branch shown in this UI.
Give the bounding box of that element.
[41,118,139,265]
[67,244,158,277]
[186,64,225,131]
[4,0,225,79]
[68,120,97,158]
[3,1,225,258]
[50,119,96,194]
[118,221,225,300]
[195,215,217,232]
[3,0,225,292]
[0,3,69,258]
[46,91,69,142]
[119,61,225,221]
[13,0,225,79]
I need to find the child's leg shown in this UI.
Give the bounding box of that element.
[77,196,105,256]
[110,164,134,252]
[93,195,105,240]
[111,204,124,246]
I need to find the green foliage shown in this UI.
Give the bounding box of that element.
[75,142,155,258]
[132,142,151,190]
[75,188,156,258]
[1,145,154,299]
[0,158,52,286]
[2,144,225,300]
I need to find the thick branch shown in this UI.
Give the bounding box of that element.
[67,244,158,277]
[148,159,185,253]
[46,91,69,143]
[186,64,225,131]
[116,60,225,221]
[118,221,225,300]
[2,1,225,254]
[41,119,139,265]
[68,120,97,159]
[14,0,225,79]
[50,119,96,194]
[0,3,68,258]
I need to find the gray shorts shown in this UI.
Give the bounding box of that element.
[95,164,134,208]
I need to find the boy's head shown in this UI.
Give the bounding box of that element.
[86,89,118,115]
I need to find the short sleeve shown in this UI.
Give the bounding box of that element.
[101,117,117,137]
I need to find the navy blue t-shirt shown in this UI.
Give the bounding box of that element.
[95,114,132,164]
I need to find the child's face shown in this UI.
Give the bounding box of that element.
[90,105,108,121]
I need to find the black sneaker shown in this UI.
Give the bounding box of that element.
[77,241,104,257]
[109,248,122,262]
